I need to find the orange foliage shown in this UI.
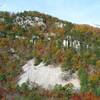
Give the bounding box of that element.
[71,92,100,100]
[0,23,6,32]
[74,24,100,35]
[55,49,65,64]
[34,40,46,57]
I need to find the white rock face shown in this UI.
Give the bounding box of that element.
[14,16,46,28]
[0,18,5,22]
[55,22,65,28]
[73,40,80,50]
[63,35,81,51]
[18,59,80,90]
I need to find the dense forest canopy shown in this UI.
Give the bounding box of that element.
[0,11,100,100]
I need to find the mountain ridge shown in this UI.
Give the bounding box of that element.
[0,11,100,29]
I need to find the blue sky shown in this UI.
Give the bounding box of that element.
[0,0,100,26]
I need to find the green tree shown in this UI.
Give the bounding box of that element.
[78,67,89,92]
[0,73,6,81]
[63,84,73,100]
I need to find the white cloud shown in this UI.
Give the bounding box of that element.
[75,16,81,19]
[0,3,7,10]
[0,0,8,10]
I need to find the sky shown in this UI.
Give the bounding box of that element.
[0,0,100,26]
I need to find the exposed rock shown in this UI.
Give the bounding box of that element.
[14,16,46,28]
[18,59,80,90]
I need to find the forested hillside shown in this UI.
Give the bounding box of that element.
[0,11,100,100]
